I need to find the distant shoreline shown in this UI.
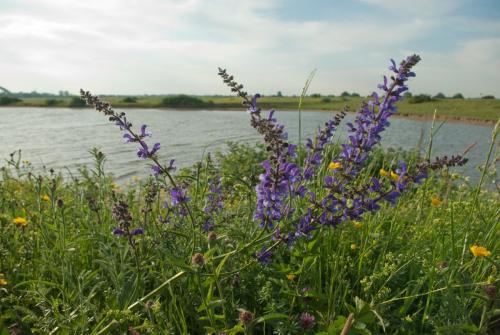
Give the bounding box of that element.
[1,105,496,126]
[1,96,499,124]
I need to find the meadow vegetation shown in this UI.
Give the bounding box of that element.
[0,56,499,334]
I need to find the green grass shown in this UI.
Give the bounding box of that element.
[5,96,500,121]
[0,138,498,334]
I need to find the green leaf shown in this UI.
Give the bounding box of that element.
[256,313,288,324]
[327,315,347,334]
[165,256,192,271]
[215,252,232,277]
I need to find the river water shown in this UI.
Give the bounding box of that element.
[0,107,495,183]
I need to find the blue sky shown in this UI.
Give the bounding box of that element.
[0,0,499,97]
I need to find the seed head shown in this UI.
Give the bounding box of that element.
[239,309,254,326]
[208,231,217,242]
[483,284,497,299]
[191,253,205,267]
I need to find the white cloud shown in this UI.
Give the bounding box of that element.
[0,0,498,97]
[358,0,466,16]
[412,38,500,97]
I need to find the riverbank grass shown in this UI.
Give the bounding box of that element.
[0,141,498,334]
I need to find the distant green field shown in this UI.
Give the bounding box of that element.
[6,96,500,121]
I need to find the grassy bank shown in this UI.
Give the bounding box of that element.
[0,141,498,334]
[5,95,500,122]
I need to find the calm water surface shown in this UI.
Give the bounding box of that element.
[0,107,495,183]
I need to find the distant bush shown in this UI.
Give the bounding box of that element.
[68,97,87,107]
[452,93,464,99]
[0,96,21,105]
[160,95,208,108]
[433,92,446,99]
[403,92,412,98]
[45,99,60,106]
[482,95,495,99]
[408,94,433,104]
[321,97,332,103]
[339,91,359,98]
[310,93,321,98]
[122,96,138,103]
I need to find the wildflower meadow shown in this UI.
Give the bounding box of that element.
[0,56,499,334]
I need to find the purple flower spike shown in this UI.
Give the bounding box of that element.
[137,142,160,159]
[167,159,176,172]
[123,133,135,142]
[150,142,160,155]
[137,143,150,159]
[113,227,125,235]
[389,59,397,72]
[255,246,273,264]
[170,186,190,207]
[131,228,144,235]
[140,124,151,138]
[151,164,161,176]
[249,94,261,114]
[215,55,466,264]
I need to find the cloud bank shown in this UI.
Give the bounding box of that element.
[0,0,498,97]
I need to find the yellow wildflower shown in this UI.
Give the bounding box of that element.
[431,197,442,207]
[286,274,297,281]
[379,168,389,177]
[0,278,7,285]
[470,245,491,258]
[12,217,27,227]
[350,243,357,250]
[353,221,362,229]
[390,171,400,182]
[328,161,342,170]
[41,194,50,202]
[111,183,122,193]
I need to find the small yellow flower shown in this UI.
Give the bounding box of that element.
[286,274,297,281]
[379,168,389,177]
[111,183,122,193]
[0,278,7,286]
[41,194,50,202]
[350,243,357,250]
[390,171,400,182]
[12,217,27,227]
[353,221,363,229]
[431,197,442,207]
[328,161,342,170]
[470,245,491,258]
